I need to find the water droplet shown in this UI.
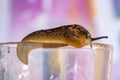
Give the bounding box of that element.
[49,73,58,80]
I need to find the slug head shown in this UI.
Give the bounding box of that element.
[67,25,108,48]
[66,25,92,47]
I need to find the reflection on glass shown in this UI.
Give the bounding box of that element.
[0,42,112,80]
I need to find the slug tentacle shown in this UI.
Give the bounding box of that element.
[91,36,108,41]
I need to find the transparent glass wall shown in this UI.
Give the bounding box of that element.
[0,43,113,80]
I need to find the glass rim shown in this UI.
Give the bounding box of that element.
[0,42,112,49]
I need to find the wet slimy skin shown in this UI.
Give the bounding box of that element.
[17,24,108,64]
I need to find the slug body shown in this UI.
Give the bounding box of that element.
[22,24,91,47]
[17,24,108,64]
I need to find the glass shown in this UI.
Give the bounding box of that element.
[0,42,113,80]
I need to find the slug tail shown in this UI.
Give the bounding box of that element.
[17,42,31,64]
[17,42,67,64]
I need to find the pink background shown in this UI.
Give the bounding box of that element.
[0,0,120,80]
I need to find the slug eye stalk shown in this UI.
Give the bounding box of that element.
[91,36,108,41]
[90,36,108,48]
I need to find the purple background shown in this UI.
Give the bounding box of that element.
[0,0,120,80]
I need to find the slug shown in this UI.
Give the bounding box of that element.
[17,24,108,64]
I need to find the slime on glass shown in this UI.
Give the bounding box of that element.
[17,24,108,64]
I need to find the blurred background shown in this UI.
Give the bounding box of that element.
[0,0,120,80]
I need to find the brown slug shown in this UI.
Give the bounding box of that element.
[17,24,108,64]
